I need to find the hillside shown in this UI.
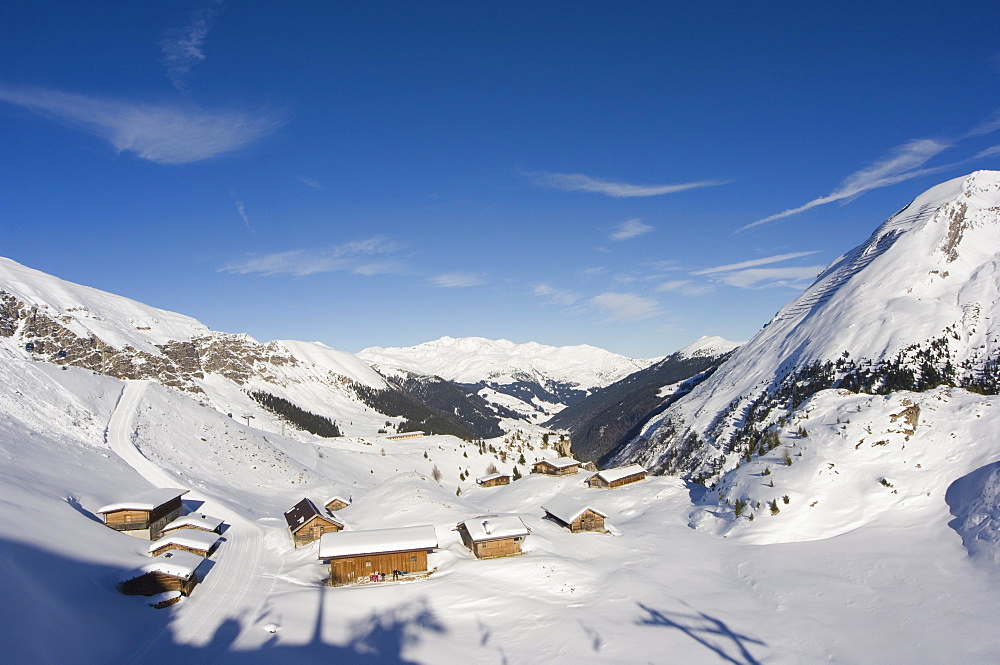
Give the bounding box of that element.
[546,336,741,464]
[614,170,1000,482]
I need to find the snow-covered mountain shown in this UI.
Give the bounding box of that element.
[0,257,502,440]
[358,336,656,420]
[614,170,1000,481]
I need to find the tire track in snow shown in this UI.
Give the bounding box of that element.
[107,381,275,663]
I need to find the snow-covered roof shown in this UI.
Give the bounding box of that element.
[284,498,343,532]
[318,525,438,559]
[476,473,508,484]
[148,529,221,554]
[120,550,204,582]
[536,457,580,469]
[542,494,607,524]
[325,495,351,507]
[162,513,223,532]
[97,488,188,514]
[458,515,529,542]
[592,464,647,483]
[385,430,425,439]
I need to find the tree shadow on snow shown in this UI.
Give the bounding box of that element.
[157,591,447,665]
[636,602,766,665]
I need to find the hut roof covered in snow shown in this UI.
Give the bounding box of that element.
[318,525,438,559]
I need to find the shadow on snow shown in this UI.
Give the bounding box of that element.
[636,602,766,665]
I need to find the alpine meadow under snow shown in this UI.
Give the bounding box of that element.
[4,173,1000,664]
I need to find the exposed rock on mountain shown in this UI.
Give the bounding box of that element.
[614,171,1000,481]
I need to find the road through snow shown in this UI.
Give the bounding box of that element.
[107,381,275,663]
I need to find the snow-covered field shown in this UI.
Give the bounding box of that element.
[4,356,1000,664]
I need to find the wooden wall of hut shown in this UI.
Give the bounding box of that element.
[327,550,429,585]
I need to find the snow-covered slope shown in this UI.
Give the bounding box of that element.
[617,170,1000,479]
[359,336,656,420]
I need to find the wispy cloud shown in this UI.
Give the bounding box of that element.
[233,199,254,234]
[716,266,824,289]
[691,251,821,275]
[655,280,691,292]
[0,85,284,165]
[431,273,486,288]
[534,283,581,306]
[589,292,663,322]
[742,111,1000,231]
[298,175,325,189]
[161,4,223,90]
[611,218,654,241]
[529,171,726,198]
[221,236,401,276]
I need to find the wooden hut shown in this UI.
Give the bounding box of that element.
[456,515,530,559]
[148,529,221,558]
[97,488,188,540]
[385,430,425,441]
[119,550,204,597]
[476,473,510,488]
[318,525,438,586]
[284,498,345,548]
[542,494,608,533]
[324,495,352,512]
[160,513,224,536]
[532,457,581,476]
[586,464,648,489]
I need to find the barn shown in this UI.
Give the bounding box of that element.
[456,515,530,559]
[586,464,648,489]
[532,457,581,476]
[97,488,188,540]
[119,550,204,597]
[318,525,438,586]
[325,495,352,512]
[542,494,608,533]
[476,473,510,488]
[385,431,425,441]
[284,498,345,547]
[160,512,224,536]
[148,529,222,558]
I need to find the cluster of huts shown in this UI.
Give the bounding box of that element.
[95,488,225,605]
[286,459,648,587]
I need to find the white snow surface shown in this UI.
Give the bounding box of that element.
[542,494,607,523]
[318,525,439,559]
[148,530,221,554]
[458,515,529,541]
[97,488,189,514]
[122,550,206,582]
[358,335,655,387]
[4,355,1000,663]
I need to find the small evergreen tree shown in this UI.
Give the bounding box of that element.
[512,466,522,480]
[734,498,746,518]
[431,465,442,482]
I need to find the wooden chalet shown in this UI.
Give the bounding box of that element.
[532,457,581,476]
[318,525,438,586]
[385,430,425,441]
[456,515,529,559]
[542,494,607,533]
[148,529,222,558]
[284,498,345,548]
[476,473,511,488]
[119,550,204,597]
[324,495,352,512]
[586,464,648,489]
[160,512,224,536]
[97,488,188,540]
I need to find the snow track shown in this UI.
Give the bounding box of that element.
[107,381,273,663]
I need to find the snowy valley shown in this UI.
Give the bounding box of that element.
[5,172,1000,664]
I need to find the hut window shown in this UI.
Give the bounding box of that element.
[365,561,372,567]
[410,555,417,562]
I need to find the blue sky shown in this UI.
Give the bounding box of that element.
[2,1,999,358]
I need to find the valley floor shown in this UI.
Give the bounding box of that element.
[3,361,1000,664]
